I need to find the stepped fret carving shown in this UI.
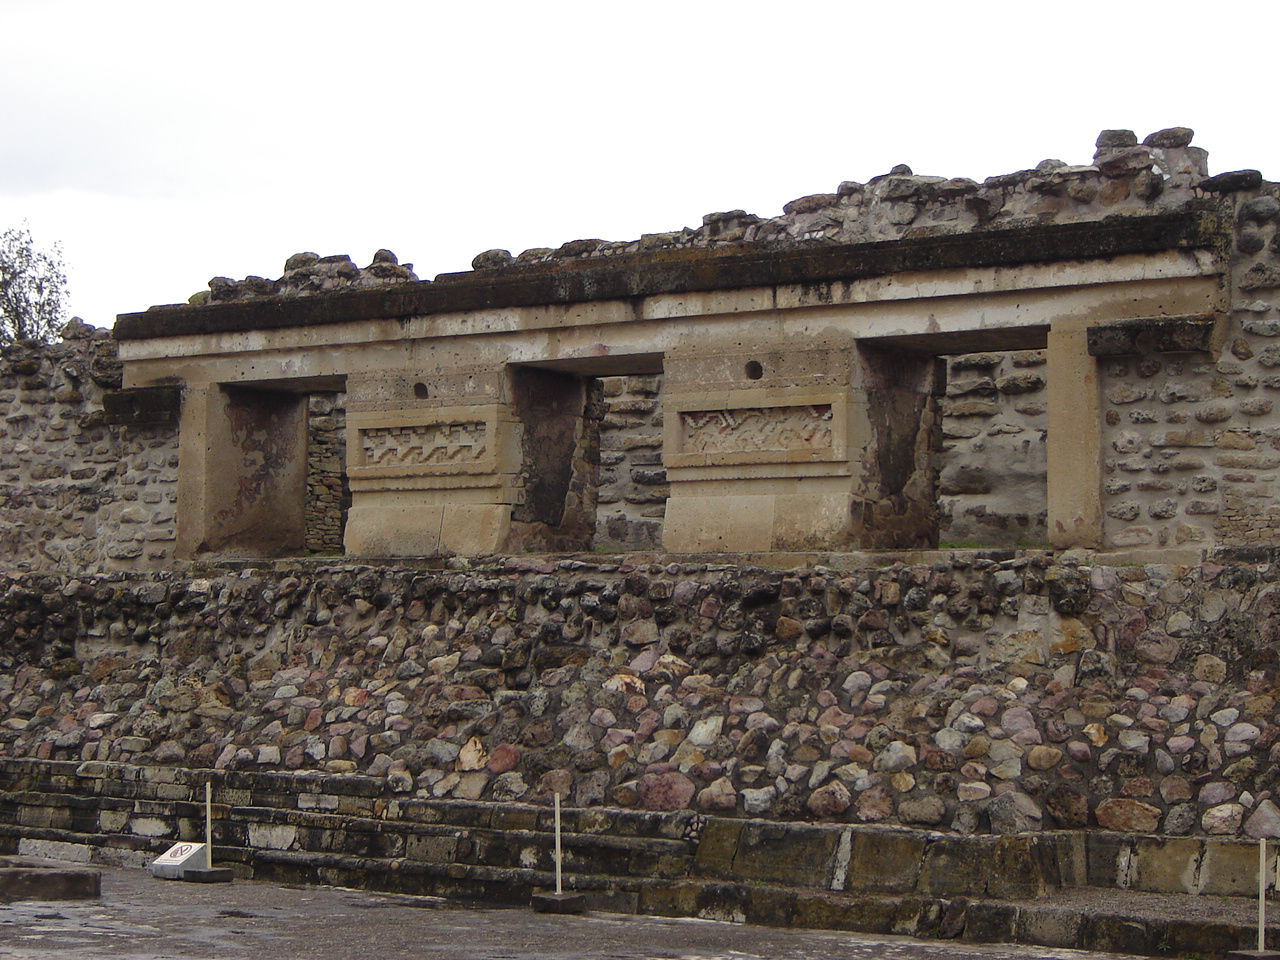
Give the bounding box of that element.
[359,421,487,467]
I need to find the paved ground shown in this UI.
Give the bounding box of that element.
[0,864,1150,960]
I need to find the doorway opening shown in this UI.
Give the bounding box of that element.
[507,356,664,553]
[855,326,1049,551]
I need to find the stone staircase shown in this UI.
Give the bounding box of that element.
[1,758,1279,957]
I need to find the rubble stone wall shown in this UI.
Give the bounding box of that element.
[304,392,348,555]
[4,555,1280,840]
[0,326,178,573]
[1093,179,1280,552]
[595,375,666,551]
[1096,299,1280,552]
[939,351,1048,547]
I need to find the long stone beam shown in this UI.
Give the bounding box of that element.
[115,207,1222,341]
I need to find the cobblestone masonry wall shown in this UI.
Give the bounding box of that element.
[1097,296,1280,551]
[595,375,666,551]
[940,352,1048,547]
[0,323,178,572]
[1094,181,1280,549]
[5,555,1280,839]
[304,393,347,555]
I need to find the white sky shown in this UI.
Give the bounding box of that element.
[2,0,1277,329]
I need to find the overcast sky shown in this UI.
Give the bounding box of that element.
[2,0,1276,329]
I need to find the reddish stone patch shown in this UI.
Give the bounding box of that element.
[487,743,521,774]
[637,771,695,811]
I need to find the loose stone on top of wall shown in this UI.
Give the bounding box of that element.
[456,129,1214,275]
[2,553,1280,839]
[195,249,419,305]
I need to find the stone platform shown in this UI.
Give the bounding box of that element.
[0,856,100,903]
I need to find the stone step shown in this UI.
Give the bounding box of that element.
[3,820,1278,956]
[227,804,694,878]
[0,856,101,903]
[0,761,699,844]
[0,796,696,881]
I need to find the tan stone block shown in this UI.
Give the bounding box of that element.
[664,389,849,469]
[663,495,774,552]
[1199,840,1272,896]
[344,503,443,556]
[346,404,516,479]
[440,504,510,555]
[770,493,853,551]
[845,830,927,892]
[1130,837,1202,893]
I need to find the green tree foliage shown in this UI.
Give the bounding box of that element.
[0,224,67,342]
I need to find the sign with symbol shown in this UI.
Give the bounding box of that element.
[151,841,206,879]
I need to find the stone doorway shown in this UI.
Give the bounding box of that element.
[855,326,1050,552]
[507,356,665,554]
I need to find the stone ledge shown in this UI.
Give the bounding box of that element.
[115,209,1221,340]
[5,769,1280,901]
[4,819,1280,955]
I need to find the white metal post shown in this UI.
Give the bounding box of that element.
[1260,837,1267,953]
[554,792,563,896]
[206,780,214,871]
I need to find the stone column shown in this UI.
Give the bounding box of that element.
[661,339,866,553]
[1045,324,1103,548]
[342,367,521,557]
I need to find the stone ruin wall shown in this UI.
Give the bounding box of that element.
[3,127,1280,848]
[166,127,1280,560]
[0,323,179,573]
[1096,193,1280,550]
[0,331,354,572]
[3,555,1280,840]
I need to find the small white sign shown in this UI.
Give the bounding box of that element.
[151,841,206,879]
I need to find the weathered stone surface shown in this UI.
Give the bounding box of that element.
[988,793,1041,834]
[1143,127,1194,149]
[1202,803,1244,835]
[637,772,696,811]
[1200,169,1263,192]
[806,781,852,818]
[899,795,946,826]
[1095,799,1161,833]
